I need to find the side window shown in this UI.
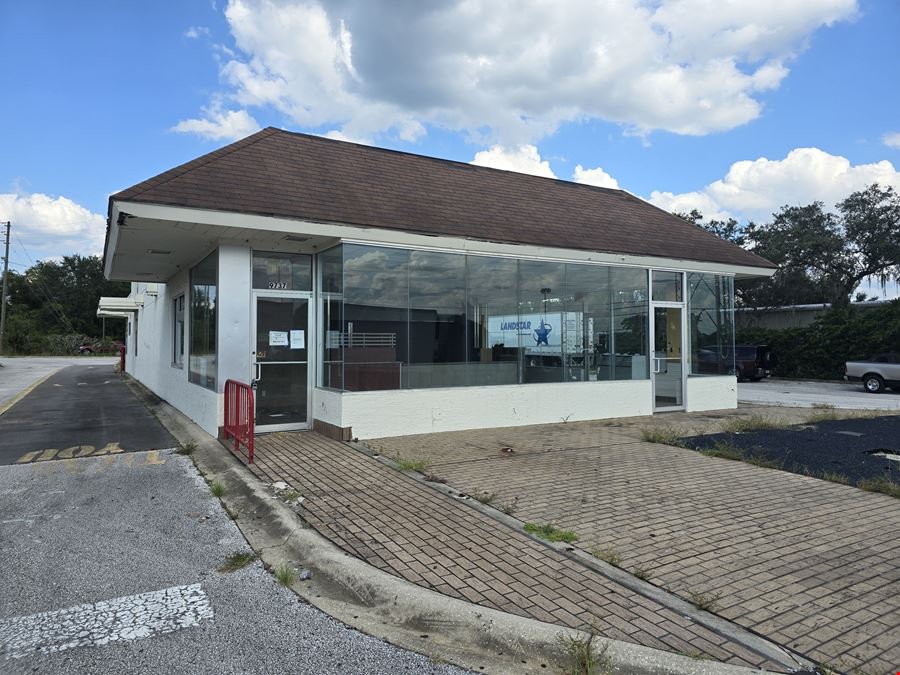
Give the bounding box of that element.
[173,294,185,367]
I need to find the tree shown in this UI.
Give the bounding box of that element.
[678,184,900,308]
[3,255,129,353]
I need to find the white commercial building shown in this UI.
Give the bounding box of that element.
[100,129,774,440]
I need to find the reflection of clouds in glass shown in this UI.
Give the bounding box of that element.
[409,251,465,312]
[344,246,408,307]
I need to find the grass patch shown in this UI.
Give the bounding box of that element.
[524,522,578,544]
[209,481,225,498]
[217,551,256,573]
[722,415,788,433]
[640,426,684,446]
[632,566,651,581]
[699,440,744,461]
[857,476,900,499]
[743,455,783,470]
[806,403,839,424]
[688,590,721,612]
[474,491,497,505]
[395,456,431,472]
[590,547,622,567]
[175,441,197,455]
[283,489,302,502]
[274,563,295,586]
[558,632,610,675]
[819,471,851,485]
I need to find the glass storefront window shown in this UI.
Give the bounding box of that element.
[518,260,565,383]
[317,244,656,392]
[688,273,735,376]
[408,251,466,388]
[652,271,683,302]
[466,256,520,386]
[252,251,312,291]
[342,244,409,391]
[319,246,343,389]
[189,251,217,390]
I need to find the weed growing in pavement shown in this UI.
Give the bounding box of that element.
[699,440,744,461]
[743,455,784,470]
[275,563,295,586]
[175,441,197,455]
[499,498,518,516]
[474,491,497,506]
[857,476,900,499]
[590,547,622,567]
[805,404,840,424]
[557,631,611,675]
[819,471,851,485]
[283,489,303,502]
[632,566,651,581]
[209,481,225,498]
[639,426,684,446]
[218,551,256,573]
[524,522,578,544]
[722,415,788,433]
[688,590,721,612]
[394,456,431,472]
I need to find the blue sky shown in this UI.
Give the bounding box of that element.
[1,0,898,296]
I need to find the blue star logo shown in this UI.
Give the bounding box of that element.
[533,320,552,346]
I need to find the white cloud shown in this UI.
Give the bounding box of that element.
[471,145,556,178]
[0,192,106,258]
[185,26,210,39]
[649,147,900,222]
[883,132,900,150]
[573,165,619,190]
[176,0,856,144]
[171,102,260,141]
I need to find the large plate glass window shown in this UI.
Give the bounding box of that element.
[687,273,735,376]
[189,251,217,389]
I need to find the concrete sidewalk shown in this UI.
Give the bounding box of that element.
[238,431,804,671]
[369,408,900,673]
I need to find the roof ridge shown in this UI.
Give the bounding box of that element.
[114,128,280,201]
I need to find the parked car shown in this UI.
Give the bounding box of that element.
[695,344,777,381]
[845,353,900,393]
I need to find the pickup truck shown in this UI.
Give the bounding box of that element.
[845,353,900,393]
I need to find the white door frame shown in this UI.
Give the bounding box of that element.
[251,289,313,432]
[649,270,688,412]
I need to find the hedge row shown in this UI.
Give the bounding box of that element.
[736,299,900,380]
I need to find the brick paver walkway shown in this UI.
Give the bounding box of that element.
[240,432,791,670]
[368,411,900,674]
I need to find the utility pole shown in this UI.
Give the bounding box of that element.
[0,221,10,355]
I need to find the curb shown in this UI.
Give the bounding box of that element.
[124,378,781,674]
[348,441,815,673]
[0,368,61,417]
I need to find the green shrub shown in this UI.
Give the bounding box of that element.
[736,300,900,380]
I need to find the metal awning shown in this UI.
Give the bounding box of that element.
[97,296,143,316]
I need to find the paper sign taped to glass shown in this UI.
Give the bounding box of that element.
[269,331,289,346]
[290,329,305,349]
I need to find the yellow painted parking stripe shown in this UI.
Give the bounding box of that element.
[0,368,61,417]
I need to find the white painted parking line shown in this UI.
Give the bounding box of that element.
[0,583,213,660]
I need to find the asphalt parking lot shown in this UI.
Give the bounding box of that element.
[0,365,175,465]
[739,378,900,410]
[0,451,464,674]
[682,414,900,483]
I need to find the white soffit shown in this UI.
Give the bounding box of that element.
[107,200,776,279]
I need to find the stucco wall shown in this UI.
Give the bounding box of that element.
[125,271,221,436]
[316,379,653,439]
[685,375,737,412]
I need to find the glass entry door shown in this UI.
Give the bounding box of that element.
[253,294,311,431]
[652,305,684,410]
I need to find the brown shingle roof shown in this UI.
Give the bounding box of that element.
[112,128,774,270]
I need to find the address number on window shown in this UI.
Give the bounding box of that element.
[267,281,288,289]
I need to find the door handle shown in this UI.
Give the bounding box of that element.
[252,362,261,388]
